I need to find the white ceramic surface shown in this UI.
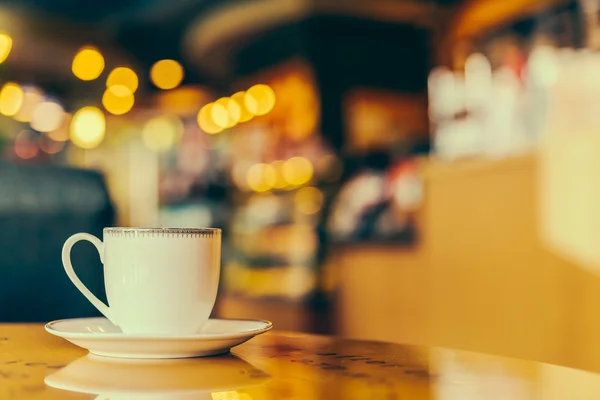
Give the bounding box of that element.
[45,317,272,359]
[44,352,270,400]
[61,227,221,335]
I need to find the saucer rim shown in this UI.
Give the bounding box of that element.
[45,317,273,341]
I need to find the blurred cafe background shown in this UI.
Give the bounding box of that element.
[5,0,600,371]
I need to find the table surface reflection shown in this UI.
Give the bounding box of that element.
[2,324,600,399]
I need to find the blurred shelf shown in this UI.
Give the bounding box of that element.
[214,293,331,334]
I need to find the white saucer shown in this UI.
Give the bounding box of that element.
[45,353,270,398]
[45,317,272,359]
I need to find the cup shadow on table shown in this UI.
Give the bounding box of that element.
[44,352,271,400]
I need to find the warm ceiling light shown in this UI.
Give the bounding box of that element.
[150,59,184,90]
[72,46,105,81]
[70,106,106,149]
[0,82,23,116]
[106,67,138,94]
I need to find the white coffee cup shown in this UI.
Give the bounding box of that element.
[62,227,221,336]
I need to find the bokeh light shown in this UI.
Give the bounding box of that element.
[246,163,277,192]
[211,101,230,128]
[0,33,12,64]
[102,88,135,115]
[108,85,132,97]
[464,53,492,109]
[282,157,313,186]
[72,47,105,81]
[294,186,324,215]
[150,59,184,90]
[106,67,138,94]
[197,103,223,134]
[70,106,106,149]
[316,154,343,182]
[142,115,184,152]
[14,86,43,122]
[245,84,276,116]
[0,83,23,116]
[14,130,39,159]
[211,97,241,128]
[231,161,252,191]
[270,160,287,189]
[30,101,64,132]
[40,134,65,154]
[225,98,241,127]
[231,91,254,122]
[47,114,71,142]
[158,86,208,115]
[528,46,560,87]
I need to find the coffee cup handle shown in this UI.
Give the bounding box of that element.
[62,233,116,324]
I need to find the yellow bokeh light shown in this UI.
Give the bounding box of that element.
[282,157,313,186]
[246,163,276,192]
[228,98,242,126]
[158,86,207,114]
[245,84,276,116]
[270,160,287,189]
[213,97,241,128]
[0,33,12,64]
[72,46,104,81]
[108,84,132,97]
[0,83,23,116]
[294,186,324,215]
[107,67,138,94]
[142,115,184,152]
[70,106,106,149]
[14,87,43,122]
[224,97,241,127]
[211,101,230,128]
[244,92,258,116]
[102,88,135,115]
[197,103,223,134]
[150,59,184,90]
[31,101,64,132]
[231,91,253,122]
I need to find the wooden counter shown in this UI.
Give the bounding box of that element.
[334,154,600,374]
[5,323,600,399]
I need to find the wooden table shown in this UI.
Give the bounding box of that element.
[2,324,600,399]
